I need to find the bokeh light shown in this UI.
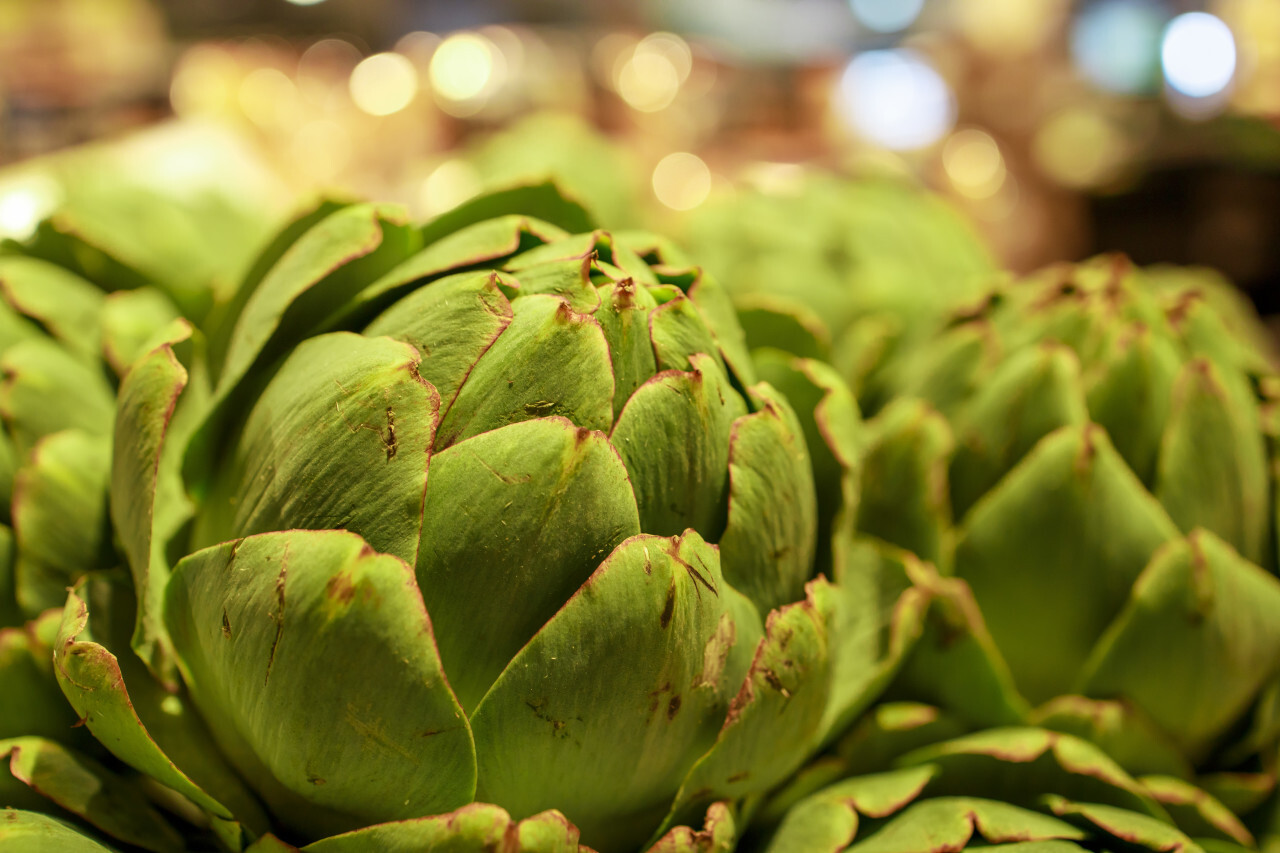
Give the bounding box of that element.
[1161,12,1237,97]
[0,173,61,240]
[849,0,925,34]
[836,49,955,151]
[284,0,328,5]
[1033,107,1125,188]
[238,67,300,131]
[429,32,501,113]
[349,52,419,116]
[1070,0,1166,94]
[652,152,711,210]
[613,32,691,113]
[956,0,1067,55]
[942,129,1007,199]
[170,45,240,117]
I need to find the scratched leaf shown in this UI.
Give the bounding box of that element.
[416,417,642,713]
[470,530,763,852]
[193,333,441,565]
[165,529,475,839]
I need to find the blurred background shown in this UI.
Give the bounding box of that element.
[0,0,1277,319]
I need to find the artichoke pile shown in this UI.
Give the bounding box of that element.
[0,143,1277,853]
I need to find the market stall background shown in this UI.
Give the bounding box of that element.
[0,0,1277,321]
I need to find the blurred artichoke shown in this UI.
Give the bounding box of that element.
[680,173,996,398]
[37,185,905,853]
[757,256,1280,852]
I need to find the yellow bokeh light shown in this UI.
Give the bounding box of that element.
[170,45,240,117]
[1032,108,1124,188]
[652,152,711,211]
[0,172,61,240]
[420,160,482,217]
[616,51,681,112]
[942,128,1007,199]
[636,32,693,84]
[429,33,497,106]
[349,52,419,116]
[955,0,1067,55]
[238,67,301,131]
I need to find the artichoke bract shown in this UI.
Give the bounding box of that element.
[830,256,1280,843]
[53,186,876,852]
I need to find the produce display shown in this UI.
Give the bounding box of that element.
[0,124,1278,853]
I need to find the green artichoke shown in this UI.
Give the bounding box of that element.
[45,185,892,852]
[680,174,996,398]
[754,255,1280,852]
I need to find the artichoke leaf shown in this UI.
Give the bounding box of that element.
[0,257,105,364]
[0,808,121,852]
[0,736,182,853]
[1078,530,1280,763]
[657,578,837,841]
[954,424,1181,704]
[53,584,266,836]
[1155,359,1270,566]
[1139,776,1255,846]
[1044,796,1204,853]
[611,354,746,539]
[595,277,659,421]
[418,181,593,245]
[99,289,183,377]
[0,338,115,456]
[12,430,112,616]
[649,292,728,377]
[737,297,832,362]
[895,728,1167,820]
[165,530,475,839]
[285,804,582,853]
[646,802,737,853]
[111,325,191,679]
[470,531,761,853]
[0,618,83,742]
[435,294,614,448]
[200,333,440,566]
[718,383,817,613]
[217,203,416,400]
[1028,696,1193,780]
[846,797,1087,853]
[504,254,601,314]
[416,417,641,712]
[364,270,515,411]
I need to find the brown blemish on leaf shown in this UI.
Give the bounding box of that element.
[384,407,398,460]
[264,545,289,687]
[325,571,358,605]
[667,695,682,720]
[727,771,749,783]
[221,610,232,639]
[660,582,677,629]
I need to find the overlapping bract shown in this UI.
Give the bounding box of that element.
[32,186,910,853]
[748,256,1280,852]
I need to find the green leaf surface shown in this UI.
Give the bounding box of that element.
[11,430,111,615]
[98,289,182,377]
[165,530,475,839]
[0,257,105,364]
[1044,796,1203,853]
[0,338,114,456]
[435,294,614,448]
[595,278,660,421]
[418,182,593,246]
[954,424,1180,704]
[718,383,817,612]
[0,737,182,852]
[611,354,746,539]
[295,804,580,853]
[203,333,439,565]
[0,808,119,852]
[471,531,760,853]
[1079,530,1280,762]
[847,797,1085,853]
[416,417,641,712]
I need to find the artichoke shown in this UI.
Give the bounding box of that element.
[42,185,894,852]
[752,255,1280,852]
[680,173,996,398]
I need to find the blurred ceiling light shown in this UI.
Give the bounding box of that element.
[238,67,301,131]
[837,49,955,150]
[1032,107,1124,188]
[614,34,690,112]
[1070,0,1166,94]
[1161,12,1237,97]
[349,52,419,116]
[285,0,328,4]
[429,32,500,115]
[170,46,240,117]
[850,0,925,33]
[942,129,1007,198]
[652,152,712,211]
[0,174,61,241]
[420,160,482,217]
[956,0,1066,55]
